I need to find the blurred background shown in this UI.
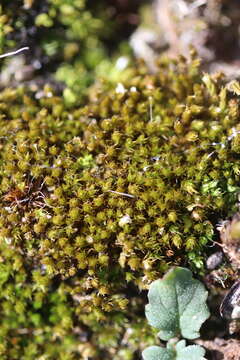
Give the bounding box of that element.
[1,0,240,104]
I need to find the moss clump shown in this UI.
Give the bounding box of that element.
[0,53,240,358]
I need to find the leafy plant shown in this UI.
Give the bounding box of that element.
[142,267,210,360]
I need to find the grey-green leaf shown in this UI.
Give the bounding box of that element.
[145,267,210,341]
[142,340,206,360]
[142,345,174,360]
[174,340,206,360]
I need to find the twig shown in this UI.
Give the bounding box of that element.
[0,47,29,59]
[107,190,135,199]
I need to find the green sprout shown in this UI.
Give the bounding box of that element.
[142,267,210,360]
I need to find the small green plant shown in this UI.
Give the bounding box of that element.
[142,267,210,360]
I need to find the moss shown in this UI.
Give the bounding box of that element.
[0,0,141,104]
[0,53,240,358]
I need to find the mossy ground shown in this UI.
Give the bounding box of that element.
[0,50,240,358]
[0,1,240,359]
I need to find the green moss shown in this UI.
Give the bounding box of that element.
[0,53,240,358]
[0,0,138,104]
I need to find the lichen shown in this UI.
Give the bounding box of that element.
[0,53,240,358]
